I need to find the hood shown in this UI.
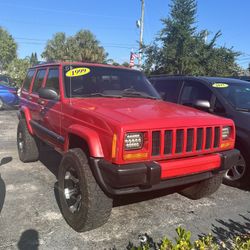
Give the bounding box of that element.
[70,98,233,129]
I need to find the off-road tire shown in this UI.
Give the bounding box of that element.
[179,174,223,200]
[58,148,113,232]
[17,119,39,162]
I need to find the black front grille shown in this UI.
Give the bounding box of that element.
[151,126,221,157]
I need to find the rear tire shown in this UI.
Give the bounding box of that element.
[58,148,112,232]
[17,119,39,162]
[180,174,223,200]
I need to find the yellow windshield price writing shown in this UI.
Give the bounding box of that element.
[66,67,90,77]
[212,83,229,88]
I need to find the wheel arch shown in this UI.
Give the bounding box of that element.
[66,125,104,158]
[18,107,33,134]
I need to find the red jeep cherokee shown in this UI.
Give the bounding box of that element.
[17,62,239,232]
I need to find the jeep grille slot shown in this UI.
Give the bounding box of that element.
[196,128,203,151]
[152,131,161,156]
[175,129,184,153]
[151,126,221,159]
[205,127,212,149]
[186,128,194,152]
[164,130,172,154]
[214,127,220,148]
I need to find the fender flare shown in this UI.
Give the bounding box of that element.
[18,106,33,134]
[66,125,104,158]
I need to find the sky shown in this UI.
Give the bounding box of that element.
[0,0,250,69]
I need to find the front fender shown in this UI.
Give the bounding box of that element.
[18,106,33,134]
[67,125,104,158]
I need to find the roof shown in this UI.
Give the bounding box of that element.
[30,61,136,71]
[149,75,250,85]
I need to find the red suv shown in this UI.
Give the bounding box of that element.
[17,62,239,232]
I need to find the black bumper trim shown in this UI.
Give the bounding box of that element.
[90,149,240,196]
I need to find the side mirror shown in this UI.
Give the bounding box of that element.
[193,99,211,111]
[38,87,59,101]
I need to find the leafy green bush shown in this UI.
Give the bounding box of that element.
[124,227,250,250]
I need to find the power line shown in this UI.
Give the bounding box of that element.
[0,3,134,20]
[0,18,135,31]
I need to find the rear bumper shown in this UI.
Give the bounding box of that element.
[90,149,240,195]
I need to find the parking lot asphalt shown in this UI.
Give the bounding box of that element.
[0,110,250,249]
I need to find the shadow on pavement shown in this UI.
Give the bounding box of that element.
[198,212,250,248]
[0,156,12,166]
[0,174,5,213]
[17,229,39,250]
[212,212,250,239]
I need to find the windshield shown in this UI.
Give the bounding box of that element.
[63,65,160,99]
[214,81,250,110]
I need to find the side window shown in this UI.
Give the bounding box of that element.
[45,68,60,94]
[23,70,35,91]
[32,69,46,93]
[214,98,226,114]
[153,79,182,102]
[180,81,212,106]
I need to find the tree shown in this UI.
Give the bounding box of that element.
[0,27,17,71]
[143,0,240,76]
[41,32,68,61]
[6,58,30,86]
[42,30,107,63]
[30,52,38,66]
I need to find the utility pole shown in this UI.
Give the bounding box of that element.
[138,0,145,69]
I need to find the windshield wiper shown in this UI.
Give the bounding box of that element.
[82,93,122,98]
[121,90,158,100]
[235,107,250,112]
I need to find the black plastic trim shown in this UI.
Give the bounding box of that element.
[90,149,240,196]
[30,120,65,144]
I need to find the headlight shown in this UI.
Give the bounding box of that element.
[124,133,143,150]
[222,126,231,140]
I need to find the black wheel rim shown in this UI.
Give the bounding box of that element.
[63,168,82,214]
[18,131,24,153]
[224,154,246,181]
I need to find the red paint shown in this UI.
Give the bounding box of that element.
[160,154,221,179]
[19,62,235,176]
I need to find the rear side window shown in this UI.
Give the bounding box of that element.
[32,69,46,93]
[45,68,60,94]
[153,79,182,102]
[23,70,35,91]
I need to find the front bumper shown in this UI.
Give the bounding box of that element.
[90,149,240,195]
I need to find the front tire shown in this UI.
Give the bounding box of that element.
[58,148,113,232]
[179,174,223,200]
[17,119,39,162]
